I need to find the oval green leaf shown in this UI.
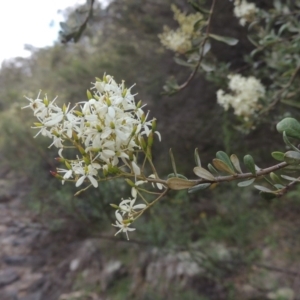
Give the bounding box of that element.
[284,150,300,165]
[166,177,196,190]
[209,33,239,46]
[271,151,285,161]
[216,151,234,170]
[282,132,300,152]
[270,172,283,185]
[281,175,299,181]
[230,154,242,173]
[237,178,255,187]
[188,183,211,194]
[193,166,215,181]
[194,148,201,167]
[167,173,188,180]
[254,185,273,193]
[208,163,219,176]
[244,154,256,176]
[212,158,236,175]
[276,117,300,140]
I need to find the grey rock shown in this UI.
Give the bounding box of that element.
[19,291,42,300]
[3,255,27,266]
[0,269,20,287]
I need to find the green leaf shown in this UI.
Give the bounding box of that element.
[212,159,236,175]
[188,183,211,193]
[207,163,219,176]
[194,148,201,167]
[270,172,283,185]
[216,151,235,170]
[243,154,256,176]
[193,166,215,181]
[202,41,211,56]
[167,173,188,180]
[200,62,215,72]
[281,175,300,181]
[237,178,255,187]
[276,117,300,140]
[174,57,196,68]
[274,184,285,189]
[283,131,300,152]
[209,34,238,46]
[284,150,300,165]
[166,177,196,190]
[271,151,285,161]
[230,154,242,173]
[254,185,273,193]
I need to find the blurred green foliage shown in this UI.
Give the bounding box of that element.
[0,0,299,298]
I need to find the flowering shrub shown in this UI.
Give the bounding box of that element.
[24,1,300,240]
[217,74,265,121]
[158,4,203,54]
[233,0,258,26]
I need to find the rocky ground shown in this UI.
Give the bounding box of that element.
[0,165,299,300]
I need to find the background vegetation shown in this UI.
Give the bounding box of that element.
[1,0,300,299]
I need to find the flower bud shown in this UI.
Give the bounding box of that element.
[86,90,93,100]
[110,204,119,209]
[128,151,134,161]
[50,171,63,180]
[137,100,142,108]
[122,88,127,98]
[43,96,49,106]
[73,110,83,117]
[125,179,135,187]
[83,157,90,165]
[75,143,85,155]
[65,161,71,170]
[147,132,154,148]
[106,96,112,106]
[122,218,133,225]
[146,146,152,160]
[151,118,157,132]
[139,136,147,151]
[72,131,79,142]
[55,157,65,163]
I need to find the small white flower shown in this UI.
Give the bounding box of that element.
[233,0,258,26]
[57,168,73,185]
[112,210,136,240]
[148,174,164,190]
[217,74,265,120]
[119,197,146,217]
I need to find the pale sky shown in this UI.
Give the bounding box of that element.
[0,0,108,65]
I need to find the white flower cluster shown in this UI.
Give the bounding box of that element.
[233,0,258,26]
[24,75,160,188]
[113,195,146,240]
[217,74,265,120]
[158,5,203,54]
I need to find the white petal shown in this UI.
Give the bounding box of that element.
[115,210,123,223]
[88,175,98,188]
[132,161,140,175]
[108,106,116,118]
[76,175,86,187]
[131,187,137,198]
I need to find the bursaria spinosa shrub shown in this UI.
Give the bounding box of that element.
[24,1,300,239]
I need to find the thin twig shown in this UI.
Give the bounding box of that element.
[172,0,217,93]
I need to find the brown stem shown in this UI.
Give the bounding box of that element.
[173,0,217,93]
